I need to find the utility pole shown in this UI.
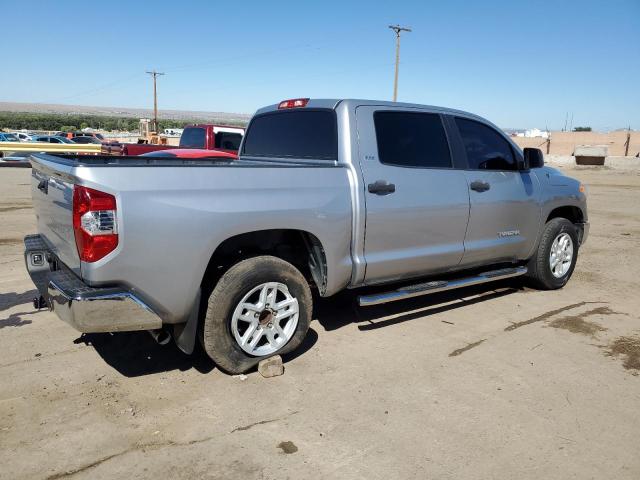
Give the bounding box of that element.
[569,112,574,132]
[388,25,411,102]
[624,126,631,156]
[146,70,165,133]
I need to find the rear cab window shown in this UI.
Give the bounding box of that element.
[374,111,452,168]
[215,132,243,150]
[180,127,206,148]
[242,109,337,160]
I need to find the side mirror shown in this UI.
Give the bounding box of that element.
[523,147,544,169]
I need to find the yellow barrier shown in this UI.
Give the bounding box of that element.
[0,142,101,154]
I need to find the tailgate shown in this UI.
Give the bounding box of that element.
[30,157,81,275]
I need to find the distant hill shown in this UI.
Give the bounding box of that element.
[0,101,252,125]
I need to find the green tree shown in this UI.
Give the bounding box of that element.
[0,111,248,132]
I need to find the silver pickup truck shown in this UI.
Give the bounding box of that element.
[24,98,589,373]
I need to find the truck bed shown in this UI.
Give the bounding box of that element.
[29,152,353,324]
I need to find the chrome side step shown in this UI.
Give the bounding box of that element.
[358,266,528,307]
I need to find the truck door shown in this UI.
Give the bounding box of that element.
[450,116,541,266]
[356,106,470,284]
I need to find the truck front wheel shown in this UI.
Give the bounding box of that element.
[526,218,579,290]
[202,255,312,374]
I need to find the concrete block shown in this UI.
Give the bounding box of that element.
[258,355,284,378]
[574,145,609,157]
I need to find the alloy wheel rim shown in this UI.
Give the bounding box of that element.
[549,233,574,278]
[230,282,299,356]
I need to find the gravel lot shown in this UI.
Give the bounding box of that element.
[1,166,639,480]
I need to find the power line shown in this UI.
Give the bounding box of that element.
[54,73,144,103]
[146,70,165,133]
[388,24,411,102]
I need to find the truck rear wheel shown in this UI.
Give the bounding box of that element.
[526,218,579,290]
[202,255,312,374]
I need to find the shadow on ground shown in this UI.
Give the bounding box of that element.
[314,278,525,332]
[0,289,38,312]
[72,279,524,377]
[0,311,35,329]
[74,331,215,377]
[75,327,319,378]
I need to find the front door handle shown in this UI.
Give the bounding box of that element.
[470,180,490,192]
[368,180,396,195]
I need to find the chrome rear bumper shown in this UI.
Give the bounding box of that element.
[24,234,162,333]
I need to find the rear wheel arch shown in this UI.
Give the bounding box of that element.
[200,229,328,297]
[201,255,313,374]
[174,229,325,357]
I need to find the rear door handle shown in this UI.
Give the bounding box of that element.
[368,180,396,195]
[470,180,490,192]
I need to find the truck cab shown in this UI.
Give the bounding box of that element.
[179,124,244,152]
[102,124,245,156]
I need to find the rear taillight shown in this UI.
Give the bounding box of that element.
[72,185,118,262]
[278,98,309,109]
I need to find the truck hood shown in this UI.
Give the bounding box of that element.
[538,166,578,187]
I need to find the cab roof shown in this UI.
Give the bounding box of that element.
[255,98,482,119]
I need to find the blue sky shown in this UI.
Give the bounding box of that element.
[2,0,638,130]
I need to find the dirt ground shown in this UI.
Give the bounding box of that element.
[1,166,639,480]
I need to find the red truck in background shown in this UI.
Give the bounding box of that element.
[102,124,245,156]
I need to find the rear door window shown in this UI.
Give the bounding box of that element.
[374,111,452,168]
[242,110,337,160]
[180,127,206,148]
[215,132,243,150]
[455,117,516,170]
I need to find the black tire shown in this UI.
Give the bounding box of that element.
[526,218,579,290]
[202,255,312,374]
